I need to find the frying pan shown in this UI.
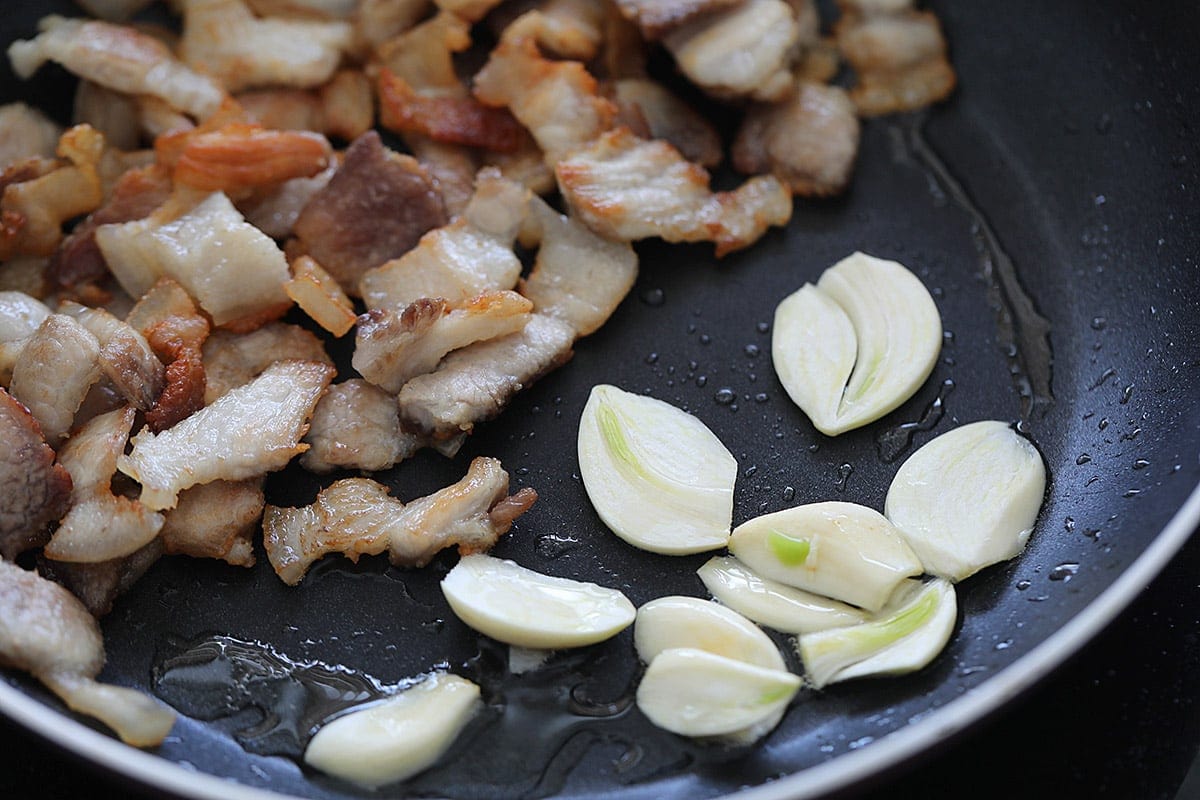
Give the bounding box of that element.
[1,0,1198,798]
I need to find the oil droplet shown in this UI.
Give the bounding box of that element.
[1076,453,1092,465]
[834,463,853,493]
[1049,563,1080,582]
[754,392,769,403]
[1098,417,1109,431]
[695,375,708,388]
[756,321,770,334]
[1084,528,1101,540]
[1123,489,1141,498]
[699,334,712,345]
[1091,316,1107,330]
[1016,580,1032,590]
[1095,113,1113,133]
[714,388,736,405]
[782,486,796,502]
[875,380,955,462]
[1133,459,1150,470]
[744,344,760,358]
[1064,517,1076,532]
[994,639,1012,651]
[644,352,658,364]
[1119,384,1134,404]
[848,736,874,750]
[639,287,665,307]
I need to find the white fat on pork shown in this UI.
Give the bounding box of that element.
[836,9,956,115]
[43,407,164,563]
[7,16,225,120]
[301,379,423,473]
[262,457,537,584]
[238,163,336,240]
[202,322,332,403]
[556,127,792,257]
[8,314,101,444]
[95,191,292,328]
[284,255,357,338]
[118,359,335,510]
[0,103,62,168]
[59,302,165,412]
[0,291,51,386]
[160,479,264,566]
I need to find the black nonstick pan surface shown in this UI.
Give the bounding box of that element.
[2,1,1198,799]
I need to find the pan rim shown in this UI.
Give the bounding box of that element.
[1,481,1197,800]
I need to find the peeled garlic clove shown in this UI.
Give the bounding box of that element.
[636,647,801,737]
[441,553,635,649]
[772,252,941,435]
[796,578,957,689]
[728,501,923,612]
[304,673,480,788]
[698,555,867,634]
[885,420,1046,581]
[634,595,785,670]
[577,384,737,554]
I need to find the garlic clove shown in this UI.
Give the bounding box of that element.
[698,555,867,634]
[441,553,635,649]
[772,251,942,435]
[577,384,737,554]
[304,673,480,788]
[796,578,957,689]
[728,501,923,612]
[885,420,1046,581]
[635,647,801,737]
[634,595,785,670]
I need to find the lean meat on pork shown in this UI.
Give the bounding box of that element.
[301,379,423,473]
[0,387,72,560]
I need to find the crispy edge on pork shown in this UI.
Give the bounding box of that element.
[0,387,73,560]
[202,321,332,403]
[555,127,792,257]
[301,379,423,473]
[126,278,211,433]
[284,254,356,337]
[160,478,263,566]
[262,457,536,585]
[0,558,176,746]
[836,8,956,116]
[118,359,335,511]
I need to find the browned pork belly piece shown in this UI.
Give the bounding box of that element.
[397,313,575,439]
[47,164,173,294]
[262,456,537,584]
[354,0,431,49]
[354,292,533,393]
[836,9,956,115]
[379,71,527,153]
[43,407,164,563]
[608,78,722,168]
[38,538,163,617]
[0,290,51,385]
[95,191,293,328]
[8,16,225,120]
[178,0,353,93]
[556,128,792,257]
[0,559,175,746]
[119,359,335,511]
[662,0,799,102]
[73,81,140,152]
[359,168,528,311]
[519,195,637,337]
[733,82,860,197]
[474,13,619,167]
[59,302,165,412]
[0,125,105,261]
[8,314,102,444]
[160,478,263,566]
[169,124,333,193]
[292,131,447,297]
[613,0,743,40]
[482,133,556,196]
[284,254,356,337]
[301,379,423,473]
[202,322,332,403]
[245,0,359,18]
[239,163,336,240]
[497,0,606,60]
[126,278,210,432]
[238,72,372,142]
[0,388,72,560]
[0,103,62,168]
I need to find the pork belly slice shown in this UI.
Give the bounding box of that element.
[95,191,293,328]
[238,74,373,144]
[556,127,792,257]
[0,103,62,169]
[179,0,353,93]
[285,255,356,337]
[263,456,537,585]
[7,16,225,120]
[359,169,528,311]
[73,81,140,152]
[0,290,51,385]
[238,163,335,240]
[473,14,618,168]
[60,302,165,412]
[837,10,956,115]
[0,559,175,746]
[609,78,722,168]
[301,379,422,473]
[245,0,359,18]
[0,125,106,261]
[292,131,447,297]
[170,124,333,193]
[613,0,741,40]
[733,82,860,197]
[379,71,526,153]
[44,407,164,563]
[355,292,533,393]
[9,314,102,444]
[662,0,799,102]
[47,164,173,294]
[126,279,210,433]
[354,0,430,49]
[160,478,262,566]
[519,195,637,337]
[0,388,72,560]
[202,322,332,403]
[119,359,335,511]
[38,538,162,618]
[398,314,575,439]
